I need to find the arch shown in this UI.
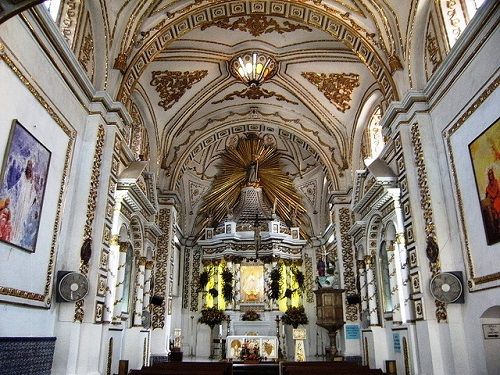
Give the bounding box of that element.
[169,118,338,190]
[117,1,398,103]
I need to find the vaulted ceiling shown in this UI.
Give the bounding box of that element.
[73,0,446,238]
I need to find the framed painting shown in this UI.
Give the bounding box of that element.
[0,120,51,252]
[469,118,500,245]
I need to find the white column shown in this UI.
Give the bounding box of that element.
[112,242,128,322]
[388,188,410,323]
[104,194,125,322]
[143,260,154,311]
[365,256,379,326]
[358,260,368,319]
[133,257,146,326]
[386,243,402,323]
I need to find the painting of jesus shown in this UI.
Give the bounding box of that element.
[0,120,51,252]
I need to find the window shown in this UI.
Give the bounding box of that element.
[43,0,61,22]
[368,107,383,159]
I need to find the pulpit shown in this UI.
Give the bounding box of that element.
[314,288,345,359]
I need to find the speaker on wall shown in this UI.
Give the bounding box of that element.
[150,295,164,306]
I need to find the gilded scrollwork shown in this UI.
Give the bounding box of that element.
[152,208,171,329]
[200,14,312,36]
[410,124,447,322]
[150,70,208,111]
[301,72,360,112]
[212,86,298,105]
[75,125,106,322]
[339,207,358,322]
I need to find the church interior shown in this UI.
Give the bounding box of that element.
[0,0,499,374]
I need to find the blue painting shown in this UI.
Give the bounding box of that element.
[0,121,51,252]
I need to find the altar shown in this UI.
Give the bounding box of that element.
[226,335,278,360]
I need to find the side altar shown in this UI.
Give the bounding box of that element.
[226,335,278,360]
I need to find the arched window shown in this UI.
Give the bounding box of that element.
[439,0,486,48]
[44,0,62,21]
[378,240,393,314]
[368,107,383,159]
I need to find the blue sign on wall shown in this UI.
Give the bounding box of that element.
[345,324,360,339]
[393,333,401,353]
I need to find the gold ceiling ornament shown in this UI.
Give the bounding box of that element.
[230,51,277,87]
[212,86,298,105]
[200,135,306,232]
[200,14,313,37]
[302,72,360,112]
[150,70,208,111]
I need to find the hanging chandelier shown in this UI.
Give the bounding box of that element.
[230,51,277,87]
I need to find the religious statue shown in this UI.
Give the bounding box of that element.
[247,157,259,186]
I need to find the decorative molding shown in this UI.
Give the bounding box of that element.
[150,70,208,111]
[212,86,298,105]
[339,207,358,321]
[118,1,397,105]
[410,124,447,322]
[151,208,171,329]
[304,253,314,303]
[302,72,359,112]
[77,15,95,82]
[200,14,313,36]
[74,125,105,321]
[190,248,202,311]
[59,0,84,48]
[182,248,191,309]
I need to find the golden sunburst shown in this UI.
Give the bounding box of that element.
[200,134,307,234]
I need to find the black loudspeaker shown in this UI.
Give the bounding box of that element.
[150,295,164,306]
[346,294,361,305]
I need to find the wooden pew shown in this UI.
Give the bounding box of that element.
[129,361,233,375]
[280,361,383,375]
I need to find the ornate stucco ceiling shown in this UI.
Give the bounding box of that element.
[81,0,426,238]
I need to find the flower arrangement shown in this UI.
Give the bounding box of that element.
[281,305,309,328]
[198,270,210,291]
[241,310,261,321]
[198,306,228,328]
[268,267,281,300]
[239,339,261,362]
[222,267,234,303]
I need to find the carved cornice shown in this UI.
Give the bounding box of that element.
[212,86,298,105]
[302,72,359,112]
[200,14,312,36]
[151,70,208,111]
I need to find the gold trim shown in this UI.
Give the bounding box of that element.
[444,77,500,289]
[212,86,299,105]
[117,1,398,104]
[0,45,75,307]
[410,123,447,322]
[75,125,106,322]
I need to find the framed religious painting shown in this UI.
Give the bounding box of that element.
[0,120,51,253]
[444,84,500,291]
[468,119,500,246]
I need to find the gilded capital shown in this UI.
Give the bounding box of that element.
[145,261,154,270]
[138,257,147,266]
[109,235,120,246]
[364,255,373,267]
[119,242,129,253]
